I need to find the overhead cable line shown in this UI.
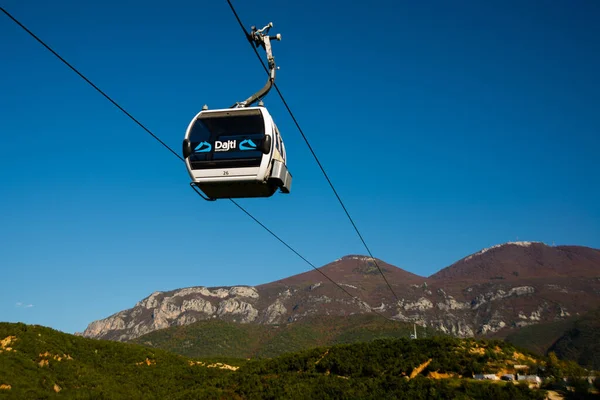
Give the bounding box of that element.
[0,7,182,163]
[224,0,401,303]
[228,200,393,321]
[0,5,393,322]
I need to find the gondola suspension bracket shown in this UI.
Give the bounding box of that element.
[232,22,282,109]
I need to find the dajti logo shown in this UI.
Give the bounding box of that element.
[215,140,237,152]
[194,141,211,153]
[239,139,258,151]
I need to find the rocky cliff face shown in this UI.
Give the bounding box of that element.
[83,286,264,341]
[81,243,600,342]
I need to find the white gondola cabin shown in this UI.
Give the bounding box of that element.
[182,105,291,200]
[182,22,291,201]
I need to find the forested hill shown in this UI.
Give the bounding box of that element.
[130,314,440,358]
[0,322,561,399]
[548,306,600,370]
[506,306,600,370]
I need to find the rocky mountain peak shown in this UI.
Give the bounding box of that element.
[334,254,391,275]
[429,241,600,282]
[462,241,543,262]
[336,255,375,262]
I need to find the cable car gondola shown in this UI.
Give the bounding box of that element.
[182,22,292,201]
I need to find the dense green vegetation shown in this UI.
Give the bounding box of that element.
[0,322,228,399]
[548,307,600,370]
[131,314,440,358]
[505,306,600,370]
[505,318,576,355]
[0,322,555,399]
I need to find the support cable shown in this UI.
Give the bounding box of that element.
[224,0,401,303]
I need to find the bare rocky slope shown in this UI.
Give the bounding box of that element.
[80,242,600,342]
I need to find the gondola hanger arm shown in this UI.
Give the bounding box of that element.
[231,22,281,108]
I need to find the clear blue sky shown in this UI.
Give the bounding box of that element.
[1,0,598,334]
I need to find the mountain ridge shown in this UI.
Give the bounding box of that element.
[431,242,600,282]
[80,241,600,343]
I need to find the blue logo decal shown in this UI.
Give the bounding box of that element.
[194,141,212,153]
[239,139,258,151]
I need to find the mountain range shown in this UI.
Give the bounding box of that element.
[80,241,600,343]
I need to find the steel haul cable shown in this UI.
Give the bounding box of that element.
[0,5,395,322]
[224,0,401,303]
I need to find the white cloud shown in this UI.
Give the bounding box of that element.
[15,302,34,308]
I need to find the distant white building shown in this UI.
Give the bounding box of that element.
[517,375,542,386]
[473,374,499,381]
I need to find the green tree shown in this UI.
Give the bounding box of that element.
[546,352,563,380]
